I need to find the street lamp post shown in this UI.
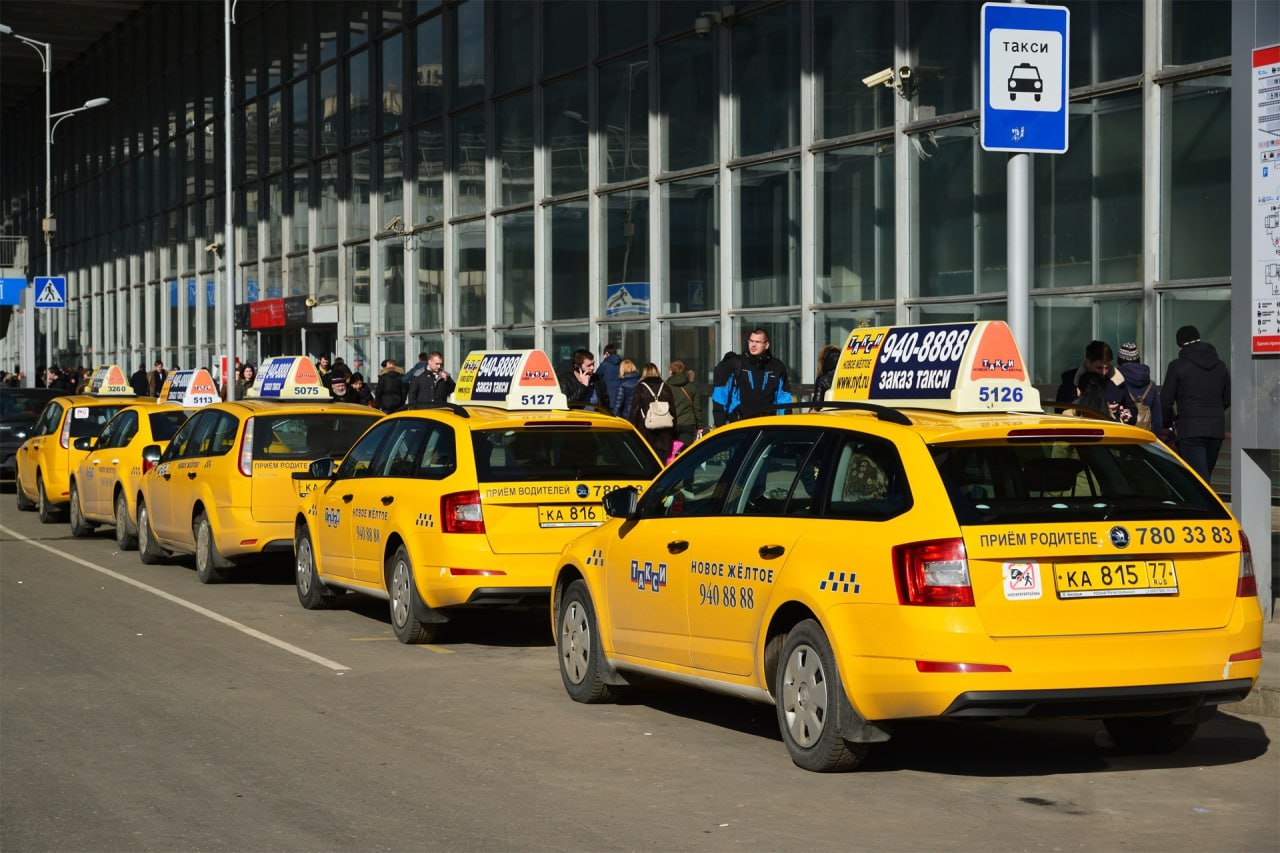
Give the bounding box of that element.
[0,24,108,379]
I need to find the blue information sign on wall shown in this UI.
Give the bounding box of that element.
[0,277,27,307]
[980,3,1070,154]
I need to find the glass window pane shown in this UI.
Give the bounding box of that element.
[665,174,719,312]
[457,329,488,359]
[1170,1,1230,65]
[545,74,589,196]
[382,241,405,332]
[267,91,283,173]
[319,66,339,155]
[318,158,339,245]
[243,101,260,181]
[1159,289,1230,379]
[316,248,338,302]
[1031,294,1141,389]
[664,315,719,394]
[454,0,485,107]
[318,5,338,63]
[456,219,486,327]
[348,2,370,48]
[910,1,980,117]
[348,146,371,240]
[415,15,444,119]
[263,257,282,299]
[416,228,444,329]
[287,254,309,296]
[819,310,894,363]
[818,143,895,304]
[499,211,535,325]
[604,189,650,316]
[498,93,534,207]
[661,37,717,171]
[600,58,649,185]
[454,107,487,217]
[416,122,444,224]
[382,137,405,223]
[600,0,648,58]
[292,7,311,77]
[733,3,799,157]
[291,78,309,164]
[548,325,589,367]
[544,1,588,76]
[1163,77,1230,280]
[1063,0,1140,84]
[266,177,284,257]
[347,50,371,145]
[735,158,799,308]
[381,33,404,134]
[815,0,894,139]
[550,202,589,320]
[495,1,533,93]
[243,186,259,260]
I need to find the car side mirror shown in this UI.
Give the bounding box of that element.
[141,444,162,474]
[73,436,96,451]
[602,486,639,519]
[293,456,336,480]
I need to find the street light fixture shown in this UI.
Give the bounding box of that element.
[0,23,109,378]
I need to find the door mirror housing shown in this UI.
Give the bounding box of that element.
[293,456,335,480]
[72,436,97,451]
[141,445,162,474]
[602,486,639,519]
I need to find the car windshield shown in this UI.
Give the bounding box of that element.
[930,439,1230,524]
[471,427,661,483]
[149,411,190,442]
[253,413,381,460]
[70,405,128,438]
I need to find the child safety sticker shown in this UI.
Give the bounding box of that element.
[1002,561,1042,600]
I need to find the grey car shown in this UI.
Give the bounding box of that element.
[0,388,59,484]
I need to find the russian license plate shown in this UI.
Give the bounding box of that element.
[537,504,603,528]
[1054,560,1178,598]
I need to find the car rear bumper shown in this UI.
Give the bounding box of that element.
[939,679,1254,719]
[414,544,559,608]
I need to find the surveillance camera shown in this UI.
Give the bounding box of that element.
[861,68,895,89]
[205,241,224,254]
[898,65,912,81]
[694,14,713,37]
[383,214,402,232]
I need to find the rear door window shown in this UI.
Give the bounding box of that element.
[149,411,189,442]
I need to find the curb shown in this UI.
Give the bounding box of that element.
[1227,623,1280,718]
[1225,686,1280,718]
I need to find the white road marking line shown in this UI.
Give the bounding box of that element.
[0,525,350,672]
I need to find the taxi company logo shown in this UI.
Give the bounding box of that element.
[980,358,1016,372]
[523,370,552,381]
[586,548,606,567]
[819,570,860,594]
[631,559,668,592]
[324,507,341,528]
[576,484,589,499]
[1109,526,1130,549]
[845,333,884,355]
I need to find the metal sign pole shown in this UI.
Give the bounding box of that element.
[224,0,237,400]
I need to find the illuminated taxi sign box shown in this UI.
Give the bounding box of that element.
[248,356,326,400]
[160,368,221,408]
[86,365,136,396]
[451,350,567,410]
[828,321,1040,413]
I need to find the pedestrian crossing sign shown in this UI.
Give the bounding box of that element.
[34,276,67,308]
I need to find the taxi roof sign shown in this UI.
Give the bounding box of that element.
[827,321,1041,413]
[247,356,327,400]
[450,350,568,410]
[159,368,222,408]
[85,365,136,396]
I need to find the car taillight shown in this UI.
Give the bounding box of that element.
[442,490,485,534]
[1237,532,1257,598]
[238,417,254,477]
[893,537,973,606]
[60,416,71,449]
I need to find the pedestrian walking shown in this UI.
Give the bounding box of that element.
[374,358,405,413]
[1114,342,1162,434]
[613,359,638,423]
[630,363,677,461]
[598,342,622,411]
[1161,325,1230,483]
[666,359,702,460]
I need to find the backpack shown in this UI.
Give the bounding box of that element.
[640,382,674,430]
[1132,382,1154,431]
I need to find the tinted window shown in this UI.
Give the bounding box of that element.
[931,440,1231,524]
[164,411,207,460]
[723,429,824,517]
[69,405,128,438]
[149,411,190,442]
[370,419,456,479]
[34,403,63,436]
[336,419,397,480]
[637,430,756,519]
[0,391,58,418]
[254,413,381,460]
[471,428,661,483]
[100,411,139,449]
[823,433,912,520]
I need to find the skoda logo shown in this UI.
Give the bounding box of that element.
[576,484,589,499]
[1109,526,1130,549]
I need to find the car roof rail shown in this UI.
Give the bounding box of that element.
[407,401,471,418]
[772,400,913,426]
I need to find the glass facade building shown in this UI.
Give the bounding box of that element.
[0,0,1233,395]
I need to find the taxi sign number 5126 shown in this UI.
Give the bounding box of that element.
[977,386,1024,403]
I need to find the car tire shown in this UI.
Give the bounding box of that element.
[16,475,35,511]
[194,512,229,584]
[776,619,870,772]
[388,545,439,644]
[137,500,166,565]
[295,526,336,610]
[115,491,138,551]
[557,579,619,704]
[69,481,94,537]
[37,474,61,524]
[1102,715,1199,754]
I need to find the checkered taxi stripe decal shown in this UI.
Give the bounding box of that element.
[819,571,860,594]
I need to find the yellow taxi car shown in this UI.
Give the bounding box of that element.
[134,356,381,583]
[14,366,151,523]
[68,369,219,548]
[292,350,663,643]
[552,322,1263,771]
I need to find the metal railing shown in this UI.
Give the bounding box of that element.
[0,236,30,272]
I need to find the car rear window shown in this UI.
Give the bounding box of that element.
[0,391,57,418]
[931,440,1230,524]
[149,411,190,442]
[252,412,380,460]
[471,427,661,483]
[70,405,128,438]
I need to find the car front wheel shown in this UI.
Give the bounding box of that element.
[558,579,619,704]
[137,501,166,565]
[295,526,336,610]
[69,481,94,537]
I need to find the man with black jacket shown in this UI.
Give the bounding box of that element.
[711,329,792,426]
[406,351,456,405]
[1161,325,1230,483]
[558,349,611,412]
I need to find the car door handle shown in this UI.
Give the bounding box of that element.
[667,540,689,554]
[111,458,120,465]
[758,544,786,559]
[342,494,354,503]
[92,459,100,465]
[381,495,394,506]
[187,472,197,480]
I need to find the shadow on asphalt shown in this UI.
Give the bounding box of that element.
[335,594,554,648]
[616,681,1271,776]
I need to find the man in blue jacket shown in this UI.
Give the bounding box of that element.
[712,329,792,426]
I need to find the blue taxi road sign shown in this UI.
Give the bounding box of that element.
[0,277,27,307]
[34,276,67,308]
[980,3,1069,154]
